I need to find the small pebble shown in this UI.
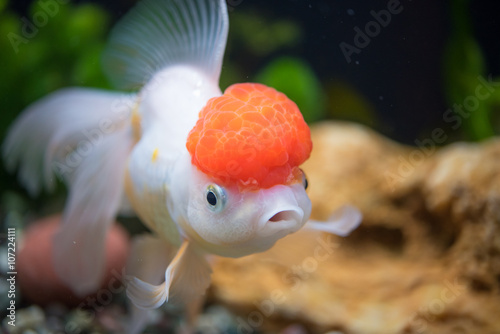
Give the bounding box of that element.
[97,305,126,332]
[22,330,38,334]
[0,278,10,309]
[46,315,66,332]
[195,305,236,333]
[16,305,45,329]
[45,303,68,318]
[281,324,308,334]
[66,309,94,333]
[0,247,9,273]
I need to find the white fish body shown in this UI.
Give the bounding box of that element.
[125,65,222,247]
[3,0,362,330]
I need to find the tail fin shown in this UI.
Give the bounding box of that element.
[102,0,229,90]
[3,88,136,295]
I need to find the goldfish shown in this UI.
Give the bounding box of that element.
[3,0,361,329]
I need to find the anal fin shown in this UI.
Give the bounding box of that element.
[306,205,362,236]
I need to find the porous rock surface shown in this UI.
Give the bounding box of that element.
[209,122,500,334]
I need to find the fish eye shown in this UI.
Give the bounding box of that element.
[300,169,309,190]
[205,184,227,212]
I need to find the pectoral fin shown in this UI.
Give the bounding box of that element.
[165,240,212,304]
[125,235,177,334]
[306,205,362,236]
[127,279,168,310]
[126,240,211,310]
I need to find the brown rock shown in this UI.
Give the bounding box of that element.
[209,122,500,334]
[17,214,130,307]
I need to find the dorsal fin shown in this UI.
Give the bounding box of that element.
[102,0,229,90]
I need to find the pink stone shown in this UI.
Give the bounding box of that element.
[17,214,130,306]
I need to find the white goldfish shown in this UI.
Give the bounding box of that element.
[3,0,361,330]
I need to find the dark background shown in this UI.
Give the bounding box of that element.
[7,0,500,144]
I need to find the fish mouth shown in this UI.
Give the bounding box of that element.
[258,207,304,238]
[268,209,303,223]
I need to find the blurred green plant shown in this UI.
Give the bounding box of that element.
[220,8,303,90]
[443,0,500,140]
[255,57,326,123]
[0,0,111,194]
[221,9,327,123]
[0,0,111,141]
[228,10,303,57]
[223,8,376,127]
[325,81,378,127]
